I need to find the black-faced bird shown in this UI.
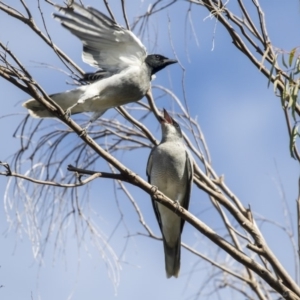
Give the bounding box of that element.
[23,4,177,123]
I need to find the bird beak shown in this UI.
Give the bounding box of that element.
[161,109,173,124]
[163,59,177,66]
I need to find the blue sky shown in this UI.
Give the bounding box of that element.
[1,0,300,299]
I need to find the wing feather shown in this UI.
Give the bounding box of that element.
[180,150,194,233]
[146,148,164,233]
[54,3,147,71]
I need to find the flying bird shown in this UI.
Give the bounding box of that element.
[23,3,177,123]
[146,109,193,278]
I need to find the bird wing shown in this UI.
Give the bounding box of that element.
[54,3,147,72]
[179,149,194,233]
[146,147,194,233]
[146,148,164,232]
[146,148,153,180]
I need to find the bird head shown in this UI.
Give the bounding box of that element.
[145,55,177,75]
[159,109,183,141]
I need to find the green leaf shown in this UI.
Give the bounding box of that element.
[289,48,297,67]
[268,56,276,87]
[282,53,288,68]
[291,83,299,120]
[273,73,281,95]
[288,94,293,108]
[273,77,279,94]
[289,71,294,82]
[290,124,299,159]
[282,81,289,107]
[295,58,300,75]
[260,47,269,71]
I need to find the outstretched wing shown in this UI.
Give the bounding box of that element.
[54,3,147,71]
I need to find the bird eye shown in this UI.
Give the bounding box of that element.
[155,55,161,60]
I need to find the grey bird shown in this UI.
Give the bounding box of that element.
[23,3,177,122]
[146,109,193,278]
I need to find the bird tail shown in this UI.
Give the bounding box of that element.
[22,87,88,118]
[163,237,181,278]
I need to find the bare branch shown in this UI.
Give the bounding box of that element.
[1,1,300,299]
[121,0,130,30]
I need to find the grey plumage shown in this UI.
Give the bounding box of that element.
[23,3,177,121]
[146,109,193,278]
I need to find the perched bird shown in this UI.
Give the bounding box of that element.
[146,109,193,278]
[23,3,177,123]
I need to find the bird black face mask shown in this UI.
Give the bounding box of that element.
[145,54,177,75]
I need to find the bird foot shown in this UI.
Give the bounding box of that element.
[84,121,92,131]
[150,185,158,194]
[64,102,79,118]
[173,200,180,213]
[79,121,92,136]
[64,108,72,119]
[79,128,87,137]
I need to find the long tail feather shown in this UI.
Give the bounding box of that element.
[22,87,87,118]
[163,237,181,278]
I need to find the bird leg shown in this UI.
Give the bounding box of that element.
[79,110,106,136]
[79,121,93,137]
[173,199,180,213]
[79,127,88,137]
[89,111,106,123]
[64,102,79,118]
[150,185,158,193]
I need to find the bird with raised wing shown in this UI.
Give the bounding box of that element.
[146,109,193,278]
[23,3,177,123]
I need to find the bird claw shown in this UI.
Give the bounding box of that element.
[79,121,92,136]
[79,128,87,137]
[84,121,92,131]
[173,200,180,213]
[64,102,79,119]
[64,108,72,119]
[151,185,158,193]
